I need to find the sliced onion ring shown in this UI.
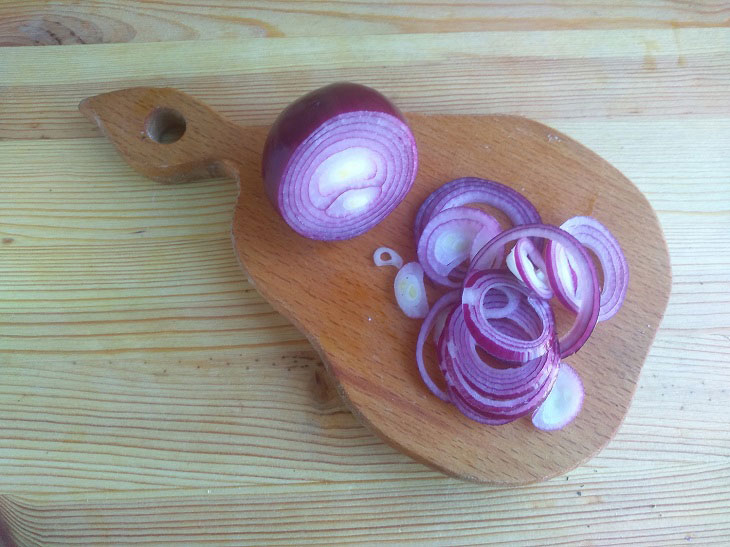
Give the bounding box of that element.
[414,177,541,241]
[445,304,555,395]
[417,206,501,288]
[470,224,600,358]
[440,305,559,424]
[548,216,629,321]
[416,290,461,402]
[462,270,555,362]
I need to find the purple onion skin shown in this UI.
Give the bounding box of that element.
[262,82,408,212]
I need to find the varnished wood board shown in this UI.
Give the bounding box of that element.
[79,86,670,483]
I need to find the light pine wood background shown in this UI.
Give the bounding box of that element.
[1,1,729,545]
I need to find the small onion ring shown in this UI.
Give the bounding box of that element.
[550,243,580,310]
[417,206,501,288]
[462,270,555,362]
[508,238,554,300]
[547,216,629,321]
[373,246,404,269]
[480,286,521,319]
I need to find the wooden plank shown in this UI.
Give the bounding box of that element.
[2,29,729,139]
[1,21,729,544]
[1,464,729,545]
[1,0,729,46]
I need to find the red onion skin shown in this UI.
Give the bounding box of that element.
[262,82,408,210]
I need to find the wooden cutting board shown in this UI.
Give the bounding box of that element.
[80,87,671,484]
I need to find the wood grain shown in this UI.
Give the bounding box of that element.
[0,21,728,547]
[2,29,730,141]
[1,0,729,46]
[2,469,730,545]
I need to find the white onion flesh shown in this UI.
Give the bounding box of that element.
[373,246,404,269]
[394,262,429,319]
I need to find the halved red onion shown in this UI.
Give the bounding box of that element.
[506,238,553,300]
[416,290,461,402]
[413,177,541,241]
[394,262,429,319]
[373,246,404,269]
[470,224,600,358]
[262,82,418,240]
[417,206,501,288]
[547,216,629,321]
[532,363,584,431]
[462,270,555,362]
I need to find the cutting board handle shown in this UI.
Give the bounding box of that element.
[79,87,252,183]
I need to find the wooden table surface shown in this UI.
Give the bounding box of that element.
[1,2,729,545]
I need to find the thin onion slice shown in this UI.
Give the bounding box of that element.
[432,305,452,344]
[394,262,429,319]
[532,363,584,431]
[414,177,541,241]
[550,244,580,310]
[262,82,418,241]
[416,290,461,401]
[506,238,553,299]
[480,286,521,319]
[462,270,555,362]
[470,224,600,358]
[547,216,629,321]
[444,305,556,395]
[373,246,404,269]
[417,206,501,288]
[470,224,502,265]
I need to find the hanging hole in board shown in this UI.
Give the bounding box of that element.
[145,107,187,144]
